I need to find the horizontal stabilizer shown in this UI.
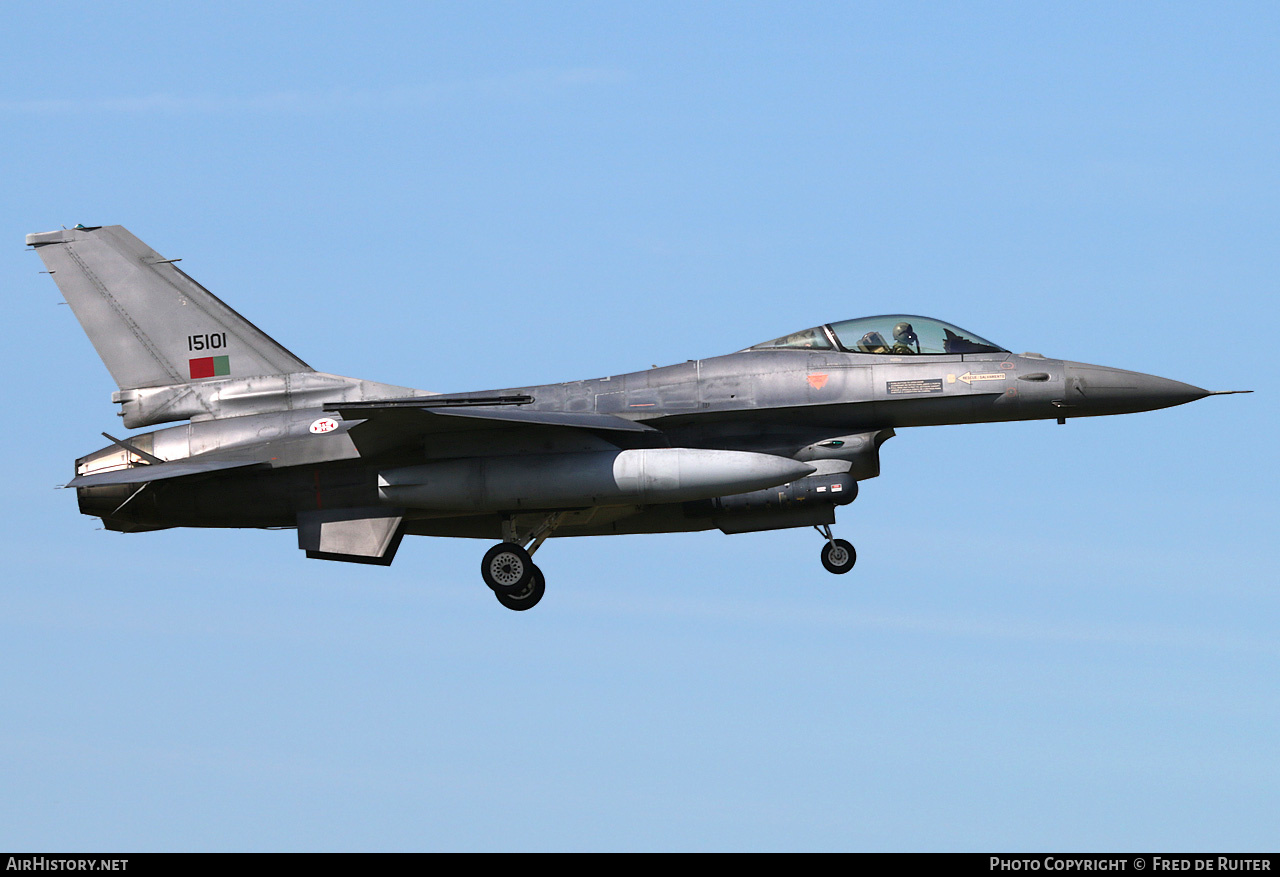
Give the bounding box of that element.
[68,458,266,488]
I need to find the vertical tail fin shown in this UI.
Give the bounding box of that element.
[27,225,311,390]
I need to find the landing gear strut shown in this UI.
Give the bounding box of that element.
[482,514,563,610]
[815,524,855,575]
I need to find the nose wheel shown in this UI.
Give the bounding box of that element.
[815,525,855,574]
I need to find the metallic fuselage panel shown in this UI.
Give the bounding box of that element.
[79,347,1191,535]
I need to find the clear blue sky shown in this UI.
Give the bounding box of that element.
[2,1,1276,851]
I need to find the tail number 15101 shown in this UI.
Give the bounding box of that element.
[188,332,227,351]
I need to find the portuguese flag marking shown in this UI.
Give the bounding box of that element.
[189,355,230,379]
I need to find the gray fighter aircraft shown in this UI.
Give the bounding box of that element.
[29,225,1247,610]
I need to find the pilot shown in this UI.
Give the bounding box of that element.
[857,331,892,354]
[892,321,920,354]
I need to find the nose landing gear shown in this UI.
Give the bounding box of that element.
[481,514,563,611]
[815,524,855,574]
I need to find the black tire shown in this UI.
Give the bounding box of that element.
[481,542,533,594]
[495,564,545,611]
[821,538,856,574]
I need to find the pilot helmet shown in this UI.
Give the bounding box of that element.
[860,331,888,350]
[893,322,917,344]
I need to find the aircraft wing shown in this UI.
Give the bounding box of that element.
[67,458,267,488]
[325,401,667,455]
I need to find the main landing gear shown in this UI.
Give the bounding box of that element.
[480,515,854,608]
[815,524,856,575]
[494,563,545,611]
[480,514,563,611]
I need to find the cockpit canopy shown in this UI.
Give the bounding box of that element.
[750,315,1006,356]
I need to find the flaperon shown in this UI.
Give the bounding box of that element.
[29,225,1248,610]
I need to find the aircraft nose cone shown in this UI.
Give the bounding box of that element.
[1063,363,1209,415]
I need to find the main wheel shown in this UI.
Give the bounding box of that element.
[820,539,856,574]
[495,565,545,611]
[481,542,534,595]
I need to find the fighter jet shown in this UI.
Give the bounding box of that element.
[29,225,1247,610]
